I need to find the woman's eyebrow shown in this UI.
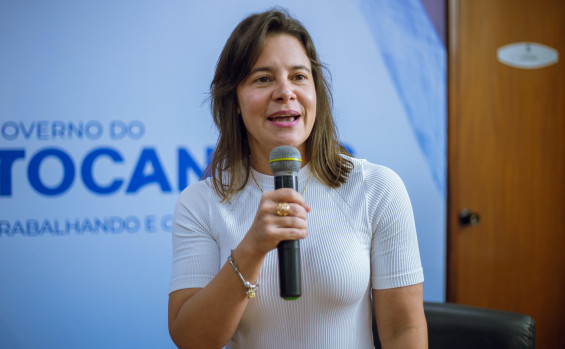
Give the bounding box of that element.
[291,65,311,72]
[248,66,272,75]
[248,65,311,75]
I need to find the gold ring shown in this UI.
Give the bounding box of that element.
[276,202,291,216]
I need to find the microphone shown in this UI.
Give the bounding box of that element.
[269,146,302,300]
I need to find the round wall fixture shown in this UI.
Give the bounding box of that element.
[497,42,558,69]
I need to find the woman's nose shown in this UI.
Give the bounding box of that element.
[272,80,295,102]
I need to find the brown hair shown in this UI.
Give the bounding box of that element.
[205,8,352,202]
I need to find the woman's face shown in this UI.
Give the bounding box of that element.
[237,34,317,168]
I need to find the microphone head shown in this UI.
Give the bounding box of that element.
[269,146,302,175]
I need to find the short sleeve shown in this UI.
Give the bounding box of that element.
[365,163,424,289]
[169,182,221,293]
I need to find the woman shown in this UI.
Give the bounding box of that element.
[168,9,427,348]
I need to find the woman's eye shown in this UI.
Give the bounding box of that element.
[254,76,270,83]
[293,74,306,81]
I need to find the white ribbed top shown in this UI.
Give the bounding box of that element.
[170,157,423,348]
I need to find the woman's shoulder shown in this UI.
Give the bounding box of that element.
[346,156,404,187]
[339,156,409,205]
[343,157,412,219]
[176,177,217,208]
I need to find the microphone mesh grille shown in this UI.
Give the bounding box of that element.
[269,146,302,174]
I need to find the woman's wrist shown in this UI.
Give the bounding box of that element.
[233,241,266,272]
[228,250,259,299]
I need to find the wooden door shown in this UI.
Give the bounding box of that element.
[448,0,565,347]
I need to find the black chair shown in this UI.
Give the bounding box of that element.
[372,301,536,349]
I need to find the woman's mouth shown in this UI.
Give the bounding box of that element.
[268,111,301,127]
[268,114,299,122]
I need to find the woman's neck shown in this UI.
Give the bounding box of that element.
[249,152,272,175]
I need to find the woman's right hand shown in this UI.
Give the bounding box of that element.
[239,188,311,258]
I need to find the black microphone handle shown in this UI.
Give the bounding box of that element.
[274,175,298,191]
[274,174,301,300]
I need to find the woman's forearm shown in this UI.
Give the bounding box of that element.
[380,322,428,349]
[169,247,265,349]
